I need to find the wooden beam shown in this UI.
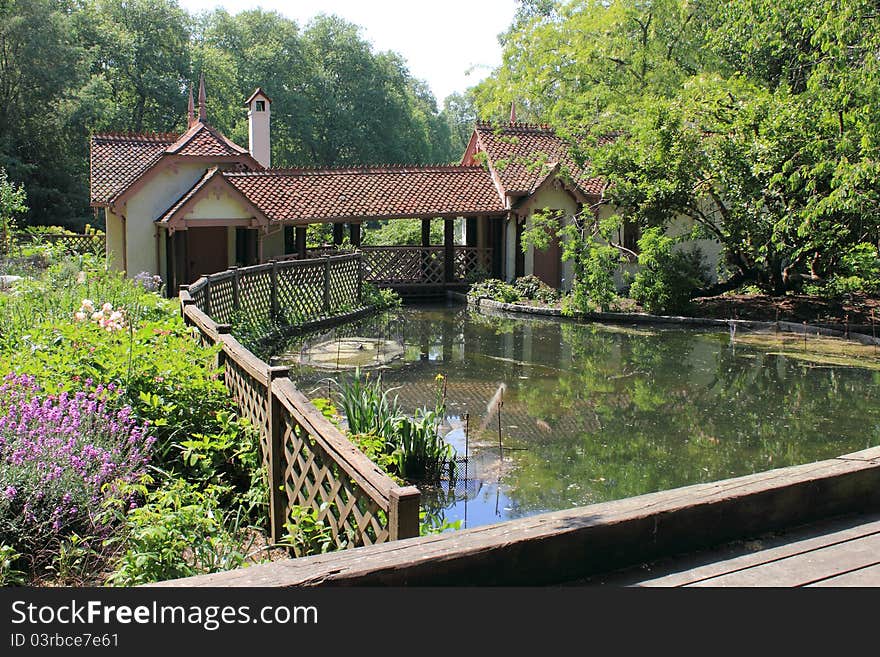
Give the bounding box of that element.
[150,447,880,587]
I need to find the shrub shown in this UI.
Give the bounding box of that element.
[468,278,521,303]
[815,243,880,297]
[514,275,560,305]
[106,477,257,586]
[629,228,711,314]
[562,242,621,314]
[0,374,154,577]
[362,282,402,310]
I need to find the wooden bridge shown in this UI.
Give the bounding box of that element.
[280,245,493,295]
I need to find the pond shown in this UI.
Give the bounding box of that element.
[270,301,880,530]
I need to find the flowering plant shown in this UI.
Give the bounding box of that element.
[73,299,127,332]
[0,373,154,574]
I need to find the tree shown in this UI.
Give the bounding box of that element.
[479,0,880,297]
[0,168,28,253]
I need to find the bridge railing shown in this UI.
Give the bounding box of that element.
[180,254,420,549]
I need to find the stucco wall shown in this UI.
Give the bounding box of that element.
[122,162,205,277]
[104,209,125,272]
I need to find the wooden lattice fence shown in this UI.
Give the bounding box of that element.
[13,232,105,255]
[180,254,420,549]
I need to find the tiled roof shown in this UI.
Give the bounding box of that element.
[166,122,250,157]
[90,132,176,205]
[468,122,605,198]
[90,122,253,206]
[223,166,506,222]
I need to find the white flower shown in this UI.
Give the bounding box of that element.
[91,311,103,322]
[74,311,86,322]
[81,299,95,313]
[109,311,124,323]
[101,302,113,313]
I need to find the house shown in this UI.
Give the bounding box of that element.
[90,78,719,294]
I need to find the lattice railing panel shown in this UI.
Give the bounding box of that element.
[238,268,273,324]
[277,262,326,324]
[209,273,236,324]
[362,247,445,285]
[189,281,207,309]
[328,256,360,310]
[453,247,492,281]
[224,359,270,472]
[281,416,390,548]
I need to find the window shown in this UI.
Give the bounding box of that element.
[255,100,265,112]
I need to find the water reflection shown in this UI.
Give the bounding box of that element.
[271,301,880,530]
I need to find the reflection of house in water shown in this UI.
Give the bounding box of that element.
[285,304,601,448]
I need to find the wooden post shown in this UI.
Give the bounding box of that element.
[204,277,212,317]
[323,257,331,314]
[466,217,477,247]
[333,222,344,246]
[270,260,279,322]
[295,226,307,259]
[421,218,431,247]
[267,366,290,543]
[444,218,455,282]
[230,266,240,313]
[356,254,363,305]
[389,485,421,540]
[349,222,361,247]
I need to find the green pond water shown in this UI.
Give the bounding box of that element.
[270,301,880,530]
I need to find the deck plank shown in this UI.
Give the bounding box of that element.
[806,562,880,587]
[684,532,880,587]
[633,513,880,587]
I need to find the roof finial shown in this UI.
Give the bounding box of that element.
[187,83,195,127]
[510,101,517,123]
[198,72,207,122]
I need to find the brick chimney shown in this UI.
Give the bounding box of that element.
[245,88,271,168]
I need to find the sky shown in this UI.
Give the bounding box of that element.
[178,0,519,103]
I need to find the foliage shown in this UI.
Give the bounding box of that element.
[629,228,711,314]
[0,168,28,253]
[362,283,402,310]
[0,543,26,586]
[514,275,560,305]
[282,504,339,558]
[806,243,880,298]
[0,374,153,577]
[361,218,446,246]
[468,278,521,304]
[105,477,257,586]
[563,241,621,314]
[0,254,267,583]
[1,1,457,228]
[477,0,880,298]
[335,368,400,440]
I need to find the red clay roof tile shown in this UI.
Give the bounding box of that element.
[89,132,177,206]
[468,122,605,198]
[224,166,506,222]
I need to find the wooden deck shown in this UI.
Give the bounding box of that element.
[153,446,880,587]
[581,511,880,587]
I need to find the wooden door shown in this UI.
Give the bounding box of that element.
[532,235,561,289]
[186,226,228,282]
